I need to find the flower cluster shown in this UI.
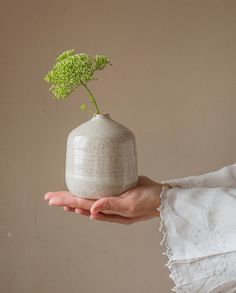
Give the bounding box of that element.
[44,50,110,100]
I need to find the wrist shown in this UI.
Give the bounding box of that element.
[153,183,163,216]
[153,183,173,217]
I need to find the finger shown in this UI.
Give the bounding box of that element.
[48,193,96,209]
[90,213,138,225]
[64,207,76,212]
[90,197,127,215]
[44,191,58,200]
[44,191,73,200]
[75,208,91,216]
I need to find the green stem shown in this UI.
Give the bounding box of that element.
[81,82,100,114]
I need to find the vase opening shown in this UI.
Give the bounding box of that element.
[94,113,110,118]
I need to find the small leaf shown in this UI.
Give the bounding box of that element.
[89,95,94,103]
[80,103,87,111]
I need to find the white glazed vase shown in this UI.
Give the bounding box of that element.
[65,113,138,199]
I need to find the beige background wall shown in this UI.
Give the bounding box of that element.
[1,0,236,292]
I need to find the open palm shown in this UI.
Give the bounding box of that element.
[44,176,162,225]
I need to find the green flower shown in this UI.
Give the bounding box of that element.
[44,50,111,113]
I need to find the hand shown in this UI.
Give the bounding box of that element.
[44,176,163,225]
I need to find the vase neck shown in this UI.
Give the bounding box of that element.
[93,113,110,119]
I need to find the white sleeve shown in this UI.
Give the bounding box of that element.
[158,164,236,293]
[161,163,236,188]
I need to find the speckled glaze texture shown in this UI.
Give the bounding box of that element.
[65,113,138,199]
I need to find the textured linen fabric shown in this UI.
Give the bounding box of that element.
[158,163,236,293]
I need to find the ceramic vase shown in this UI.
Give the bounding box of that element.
[65,113,138,199]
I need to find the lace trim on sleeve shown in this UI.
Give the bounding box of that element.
[157,184,180,292]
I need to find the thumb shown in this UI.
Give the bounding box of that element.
[90,197,125,215]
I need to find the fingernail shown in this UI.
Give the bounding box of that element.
[49,198,56,205]
[90,209,97,215]
[44,192,52,200]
